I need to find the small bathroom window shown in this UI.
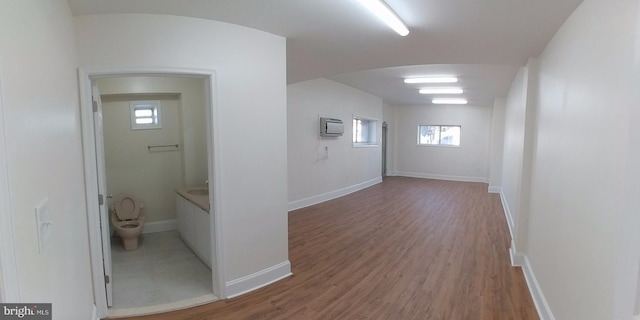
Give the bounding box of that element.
[130,101,161,130]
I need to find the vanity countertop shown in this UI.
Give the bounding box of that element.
[176,185,209,213]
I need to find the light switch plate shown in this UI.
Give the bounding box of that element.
[35,198,53,253]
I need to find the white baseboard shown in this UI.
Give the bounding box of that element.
[226,261,292,298]
[488,185,501,193]
[498,188,551,320]
[142,219,177,234]
[519,255,555,320]
[395,171,489,183]
[509,240,525,267]
[498,190,515,239]
[288,177,382,211]
[91,304,98,320]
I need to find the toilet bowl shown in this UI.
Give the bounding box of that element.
[111,194,145,251]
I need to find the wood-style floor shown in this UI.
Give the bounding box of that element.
[118,177,538,320]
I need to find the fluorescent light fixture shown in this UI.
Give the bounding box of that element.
[404,77,458,84]
[419,88,464,94]
[432,99,468,104]
[355,0,409,36]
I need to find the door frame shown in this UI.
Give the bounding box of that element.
[78,66,226,318]
[90,84,113,306]
[381,122,388,177]
[0,54,20,302]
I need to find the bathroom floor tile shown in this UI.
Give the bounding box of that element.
[110,230,214,309]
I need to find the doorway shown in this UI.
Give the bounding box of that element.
[382,122,388,177]
[100,76,215,313]
[79,67,224,319]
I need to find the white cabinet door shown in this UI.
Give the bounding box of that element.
[176,195,186,236]
[185,207,195,248]
[194,207,211,267]
[176,193,211,267]
[178,196,196,248]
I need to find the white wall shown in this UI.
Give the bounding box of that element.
[394,104,492,182]
[500,67,528,239]
[96,76,208,188]
[75,14,289,288]
[499,0,640,318]
[488,98,505,192]
[528,0,639,318]
[97,76,209,229]
[101,96,182,224]
[0,1,95,319]
[287,78,383,210]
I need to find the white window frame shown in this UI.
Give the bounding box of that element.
[353,116,378,148]
[130,100,161,130]
[417,124,461,147]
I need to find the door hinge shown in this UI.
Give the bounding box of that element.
[98,194,104,206]
[104,275,110,284]
[92,100,98,112]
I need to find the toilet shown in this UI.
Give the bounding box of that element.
[111,194,145,251]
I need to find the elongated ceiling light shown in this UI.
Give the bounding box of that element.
[355,0,409,36]
[419,88,464,94]
[404,77,458,84]
[432,98,468,105]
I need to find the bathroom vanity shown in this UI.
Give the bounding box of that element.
[175,187,211,268]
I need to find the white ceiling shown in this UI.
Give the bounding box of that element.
[67,0,583,106]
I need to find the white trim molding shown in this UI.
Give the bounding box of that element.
[488,185,501,193]
[142,219,177,234]
[79,66,225,318]
[395,171,489,183]
[0,54,20,302]
[226,261,292,298]
[496,186,552,320]
[519,255,556,320]
[79,68,108,316]
[288,177,382,211]
[498,189,515,239]
[91,305,98,320]
[509,240,525,267]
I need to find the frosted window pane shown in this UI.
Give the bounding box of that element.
[136,118,154,124]
[135,109,153,117]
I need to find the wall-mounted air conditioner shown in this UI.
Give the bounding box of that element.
[319,117,344,137]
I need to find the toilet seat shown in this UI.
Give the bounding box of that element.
[111,194,145,250]
[114,194,143,221]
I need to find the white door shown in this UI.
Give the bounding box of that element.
[92,84,113,306]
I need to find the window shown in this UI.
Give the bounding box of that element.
[130,101,161,130]
[418,125,461,146]
[353,117,378,147]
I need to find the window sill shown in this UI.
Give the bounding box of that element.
[416,144,461,148]
[353,143,379,148]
